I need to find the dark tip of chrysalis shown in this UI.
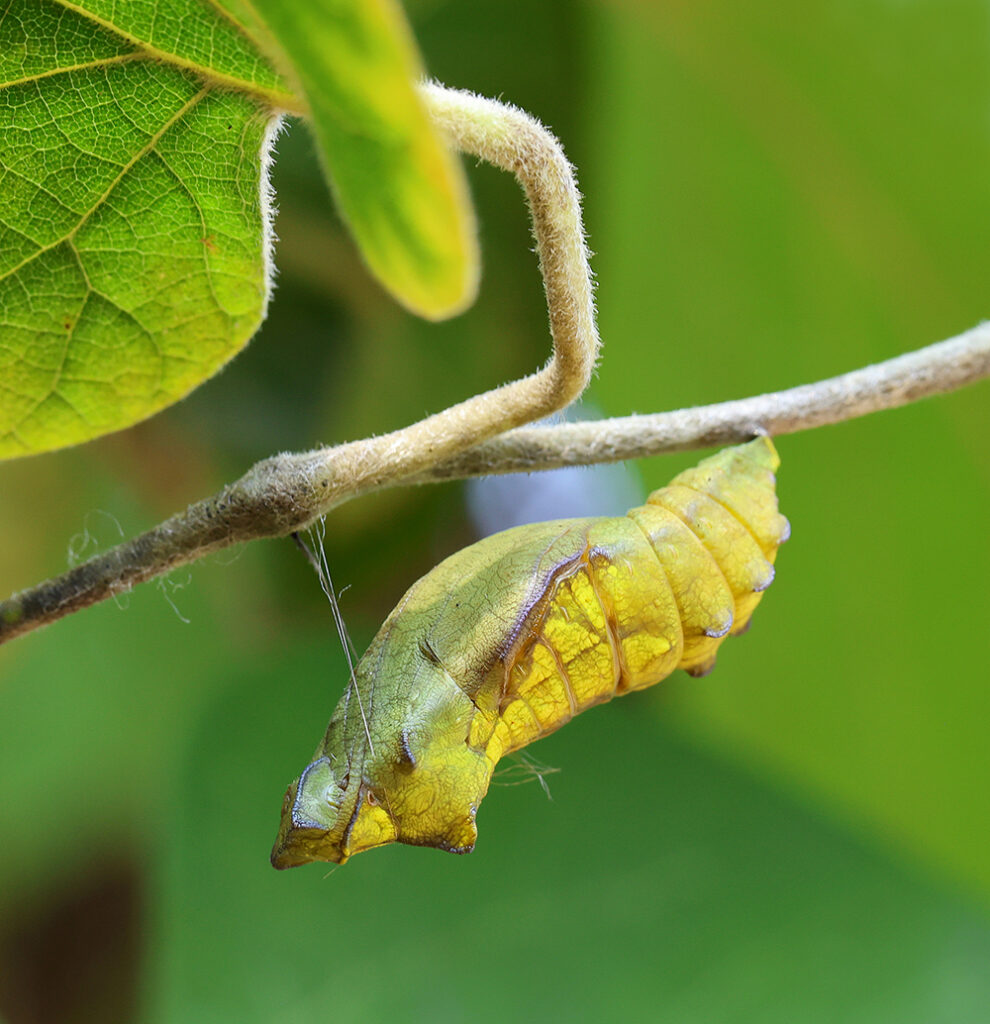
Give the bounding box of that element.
[685,658,717,678]
[445,843,476,856]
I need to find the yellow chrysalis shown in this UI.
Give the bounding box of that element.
[272,437,789,867]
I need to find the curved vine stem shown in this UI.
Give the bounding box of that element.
[415,323,990,480]
[2,84,600,644]
[2,85,989,645]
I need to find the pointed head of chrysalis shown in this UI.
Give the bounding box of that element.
[270,757,352,868]
[271,655,494,868]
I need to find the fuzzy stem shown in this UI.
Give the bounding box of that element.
[2,83,601,644]
[3,324,988,645]
[3,77,989,645]
[415,323,990,479]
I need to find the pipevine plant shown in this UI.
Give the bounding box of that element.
[1,1,988,864]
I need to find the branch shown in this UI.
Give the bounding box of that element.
[417,323,990,479]
[4,323,987,645]
[4,74,990,646]
[2,83,601,644]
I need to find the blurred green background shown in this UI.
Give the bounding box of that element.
[2,0,989,1021]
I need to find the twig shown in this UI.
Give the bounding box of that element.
[3,75,989,645]
[417,323,990,479]
[2,83,600,644]
[3,323,987,645]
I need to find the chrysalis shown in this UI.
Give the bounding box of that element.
[272,437,789,867]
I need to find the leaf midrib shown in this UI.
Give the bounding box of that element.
[46,0,306,115]
[199,0,280,68]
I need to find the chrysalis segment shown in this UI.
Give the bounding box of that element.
[585,520,685,691]
[670,437,789,558]
[491,518,688,758]
[497,563,614,752]
[657,438,789,639]
[625,503,735,675]
[272,438,788,869]
[650,486,773,637]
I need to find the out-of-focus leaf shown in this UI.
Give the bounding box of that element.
[0,463,275,918]
[585,0,990,894]
[249,0,479,320]
[146,642,990,1022]
[0,0,478,459]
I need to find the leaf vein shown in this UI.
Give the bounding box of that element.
[0,52,143,91]
[46,0,303,112]
[0,86,210,284]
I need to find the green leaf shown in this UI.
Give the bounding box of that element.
[147,644,990,1021]
[0,0,289,458]
[0,0,478,459]
[248,0,479,321]
[586,0,990,895]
